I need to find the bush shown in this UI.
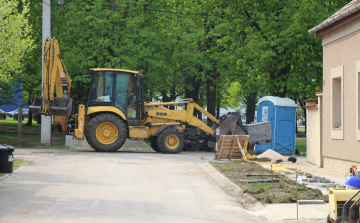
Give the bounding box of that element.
[13,113,25,121]
[0,112,6,120]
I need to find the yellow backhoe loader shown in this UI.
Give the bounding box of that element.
[30,38,242,153]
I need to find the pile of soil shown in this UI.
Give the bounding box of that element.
[211,162,328,204]
[257,149,285,160]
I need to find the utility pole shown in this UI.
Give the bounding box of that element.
[41,0,52,146]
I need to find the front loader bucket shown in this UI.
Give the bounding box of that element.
[29,96,45,115]
[217,114,240,135]
[49,97,73,117]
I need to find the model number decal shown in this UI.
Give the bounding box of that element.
[156,112,167,116]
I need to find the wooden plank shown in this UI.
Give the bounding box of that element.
[217,135,225,160]
[229,137,236,160]
[236,137,247,162]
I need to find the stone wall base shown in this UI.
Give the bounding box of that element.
[324,157,360,178]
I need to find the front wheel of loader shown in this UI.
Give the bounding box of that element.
[157,128,184,154]
[86,113,127,152]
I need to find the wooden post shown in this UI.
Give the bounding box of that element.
[235,137,247,162]
[217,136,225,160]
[271,165,274,199]
[17,104,22,144]
[296,168,298,221]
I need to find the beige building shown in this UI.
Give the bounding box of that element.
[308,0,360,175]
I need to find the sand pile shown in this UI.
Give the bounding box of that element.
[257,149,285,160]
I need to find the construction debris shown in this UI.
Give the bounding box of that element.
[182,112,272,152]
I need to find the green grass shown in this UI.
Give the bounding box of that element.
[0,117,65,148]
[297,126,305,134]
[296,139,306,156]
[1,132,41,142]
[32,145,69,149]
[0,118,41,129]
[0,158,28,178]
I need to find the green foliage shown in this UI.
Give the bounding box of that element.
[13,113,25,121]
[13,0,350,116]
[0,0,32,106]
[221,82,244,111]
[0,112,7,120]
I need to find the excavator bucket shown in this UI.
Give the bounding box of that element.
[29,96,73,117]
[29,96,45,115]
[49,97,73,117]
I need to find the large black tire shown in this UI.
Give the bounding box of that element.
[150,137,161,152]
[335,216,352,223]
[157,128,184,154]
[86,113,127,152]
[327,214,333,223]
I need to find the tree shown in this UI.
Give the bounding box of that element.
[0,0,32,106]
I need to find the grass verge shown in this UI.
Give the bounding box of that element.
[210,161,327,204]
[296,139,306,156]
[0,158,28,178]
[0,118,65,147]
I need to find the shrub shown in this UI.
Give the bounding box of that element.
[13,113,25,121]
[0,112,6,120]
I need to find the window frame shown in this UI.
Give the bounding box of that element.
[331,65,344,140]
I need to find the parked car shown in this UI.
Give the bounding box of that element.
[8,108,29,118]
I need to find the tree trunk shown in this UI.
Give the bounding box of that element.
[216,93,220,119]
[25,99,32,126]
[299,100,307,134]
[206,74,216,123]
[185,74,202,118]
[245,92,257,124]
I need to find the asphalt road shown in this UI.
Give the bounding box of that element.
[0,144,262,223]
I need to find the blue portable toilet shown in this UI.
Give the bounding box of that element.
[255,96,297,154]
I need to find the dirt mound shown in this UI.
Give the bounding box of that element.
[257,149,285,160]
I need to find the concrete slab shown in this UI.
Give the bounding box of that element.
[264,203,328,220]
[0,149,262,223]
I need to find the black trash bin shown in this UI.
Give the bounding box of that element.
[0,144,15,173]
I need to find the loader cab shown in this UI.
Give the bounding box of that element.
[87,68,140,125]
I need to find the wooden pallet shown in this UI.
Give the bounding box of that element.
[215,135,250,161]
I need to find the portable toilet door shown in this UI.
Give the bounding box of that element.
[255,96,297,155]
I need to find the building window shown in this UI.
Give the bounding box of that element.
[332,77,341,129]
[331,65,343,139]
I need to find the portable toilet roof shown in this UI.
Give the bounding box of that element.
[257,96,297,107]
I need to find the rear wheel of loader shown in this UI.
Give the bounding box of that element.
[157,128,184,154]
[150,137,161,152]
[86,113,127,152]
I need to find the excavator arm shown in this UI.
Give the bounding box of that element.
[30,38,73,117]
[144,99,220,136]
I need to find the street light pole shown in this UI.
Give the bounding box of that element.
[41,0,52,146]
